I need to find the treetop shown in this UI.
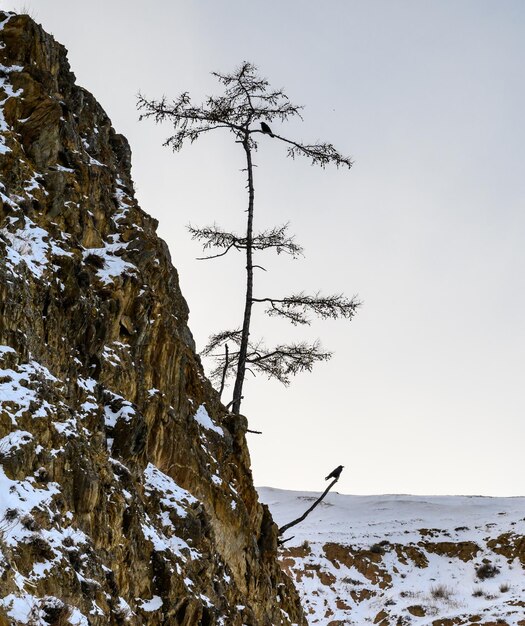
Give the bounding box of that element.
[138,61,353,168]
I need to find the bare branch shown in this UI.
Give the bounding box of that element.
[137,91,245,150]
[138,62,304,156]
[252,292,361,325]
[201,329,242,357]
[188,224,243,251]
[201,332,331,387]
[195,246,236,261]
[252,224,303,257]
[188,223,303,257]
[246,340,332,386]
[279,535,295,545]
[225,395,243,411]
[218,344,229,399]
[200,330,241,386]
[278,478,339,537]
[275,133,353,169]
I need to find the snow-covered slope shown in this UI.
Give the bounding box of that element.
[259,487,525,625]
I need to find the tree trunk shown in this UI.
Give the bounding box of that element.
[231,136,255,414]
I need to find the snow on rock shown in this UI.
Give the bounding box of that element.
[0,593,37,624]
[0,429,33,453]
[76,376,97,396]
[103,390,136,427]
[82,234,137,286]
[143,462,197,519]
[0,215,72,280]
[140,513,199,561]
[0,54,23,154]
[113,177,138,225]
[259,487,525,625]
[193,404,224,436]
[0,466,61,547]
[69,607,90,625]
[141,463,201,561]
[138,595,163,613]
[0,357,61,425]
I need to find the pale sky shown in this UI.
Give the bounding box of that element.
[4,0,524,496]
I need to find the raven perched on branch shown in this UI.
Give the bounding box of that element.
[260,121,274,137]
[325,465,344,481]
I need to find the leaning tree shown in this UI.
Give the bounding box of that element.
[138,62,359,415]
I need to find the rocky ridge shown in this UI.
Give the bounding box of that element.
[0,12,305,625]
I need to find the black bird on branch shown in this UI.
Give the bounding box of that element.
[325,465,344,481]
[279,464,344,538]
[260,121,274,137]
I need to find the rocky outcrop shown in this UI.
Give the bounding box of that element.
[0,11,305,625]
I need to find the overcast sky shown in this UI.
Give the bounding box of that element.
[4,0,524,496]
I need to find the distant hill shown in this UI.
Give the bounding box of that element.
[259,487,525,625]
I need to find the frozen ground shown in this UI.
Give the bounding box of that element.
[259,487,525,625]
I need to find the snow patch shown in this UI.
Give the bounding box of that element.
[193,404,223,436]
[0,216,71,279]
[143,463,197,519]
[82,236,136,285]
[0,430,33,454]
[139,595,163,612]
[104,392,136,428]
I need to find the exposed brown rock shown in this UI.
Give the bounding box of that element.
[0,11,305,625]
[487,533,525,565]
[374,610,389,625]
[421,540,481,562]
[323,542,392,588]
[349,588,374,603]
[407,605,426,617]
[395,544,429,568]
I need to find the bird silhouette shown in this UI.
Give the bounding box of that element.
[260,121,274,137]
[325,465,344,481]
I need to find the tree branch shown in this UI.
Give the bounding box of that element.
[188,223,303,257]
[201,333,331,387]
[218,344,229,399]
[278,478,339,537]
[273,133,353,169]
[245,340,332,385]
[252,292,361,325]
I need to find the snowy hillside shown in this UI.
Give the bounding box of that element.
[259,487,525,625]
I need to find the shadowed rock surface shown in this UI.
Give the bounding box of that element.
[0,11,305,625]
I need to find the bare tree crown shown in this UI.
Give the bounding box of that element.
[138,62,357,415]
[138,62,353,168]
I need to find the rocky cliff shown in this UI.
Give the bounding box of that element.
[0,12,305,625]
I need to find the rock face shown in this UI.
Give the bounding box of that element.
[260,488,525,626]
[0,12,305,625]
